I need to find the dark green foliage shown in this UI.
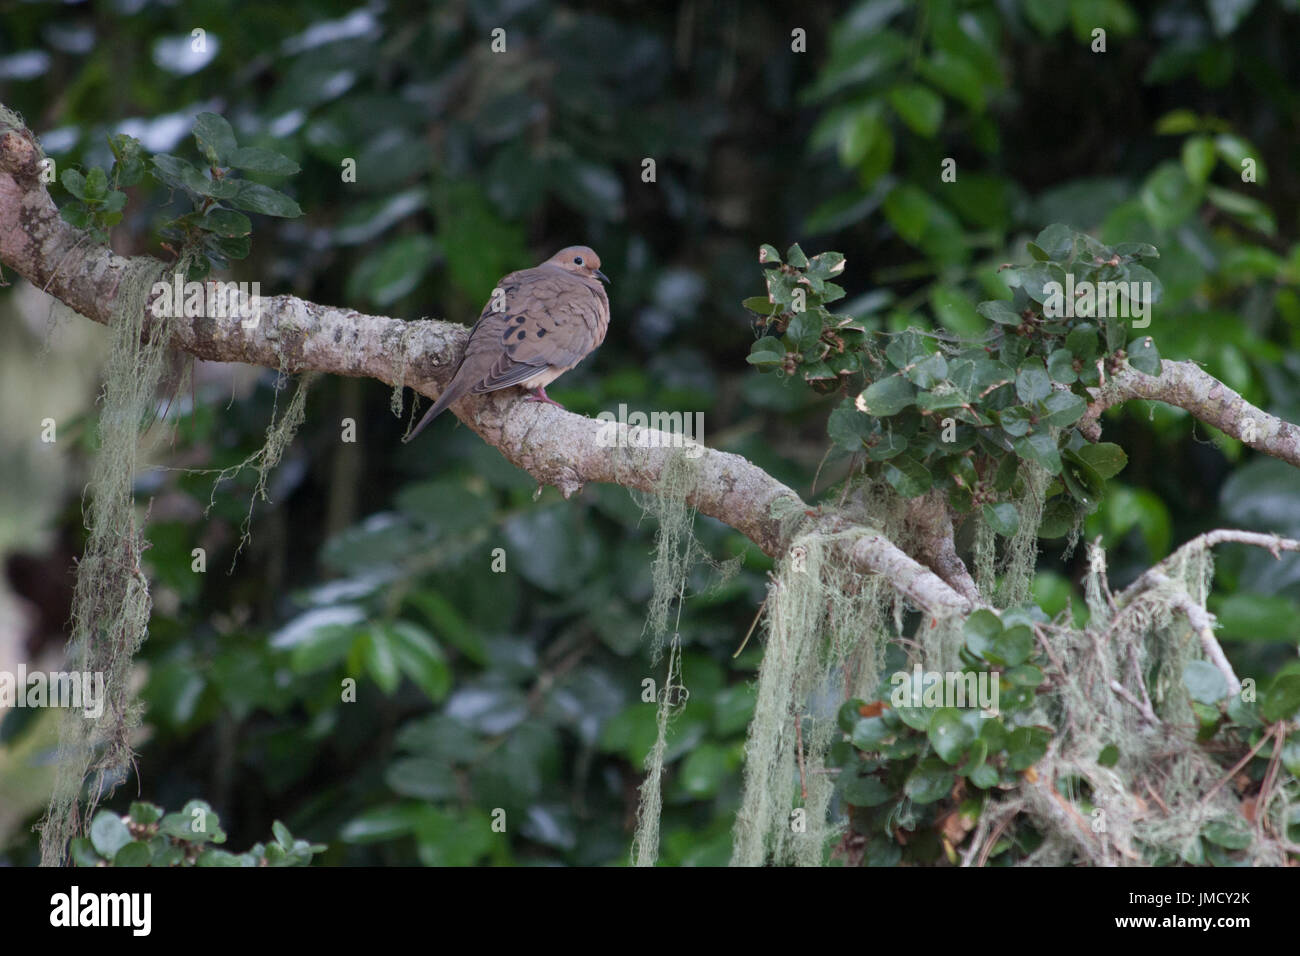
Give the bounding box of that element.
[748,226,1146,526]
[4,0,1300,868]
[72,802,324,867]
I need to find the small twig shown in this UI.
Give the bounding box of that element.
[1033,624,1067,677]
[1110,680,1160,726]
[1144,781,1170,816]
[1144,573,1241,695]
[1118,531,1300,607]
[1127,642,1156,721]
[732,593,767,658]
[977,811,1016,868]
[1255,724,1286,842]
[1201,726,1276,807]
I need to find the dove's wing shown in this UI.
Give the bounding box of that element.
[402,260,610,442]
[467,265,609,393]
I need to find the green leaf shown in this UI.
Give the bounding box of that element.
[758,244,782,265]
[1155,109,1201,134]
[982,502,1020,537]
[61,168,88,200]
[742,296,778,315]
[1127,336,1162,375]
[714,684,756,736]
[201,207,252,237]
[977,299,1021,326]
[1098,744,1120,767]
[784,310,822,351]
[1033,224,1074,260]
[851,716,891,750]
[882,454,931,497]
[970,763,1000,789]
[1006,726,1049,770]
[1014,431,1062,474]
[904,351,948,388]
[350,234,438,307]
[226,180,302,218]
[130,802,164,825]
[1021,0,1070,36]
[84,166,109,201]
[1183,660,1229,704]
[227,146,300,176]
[60,202,92,230]
[70,838,103,867]
[1262,675,1300,723]
[905,758,954,804]
[885,329,930,369]
[361,626,401,694]
[1065,324,1099,362]
[929,709,975,764]
[1113,242,1159,260]
[193,112,238,165]
[113,841,153,867]
[386,621,451,702]
[964,609,1003,659]
[838,698,869,733]
[841,769,892,807]
[1202,818,1252,850]
[991,625,1033,667]
[858,375,915,416]
[1212,593,1300,643]
[1075,442,1127,480]
[888,83,944,137]
[1047,348,1077,384]
[1006,665,1044,687]
[1016,359,1052,402]
[1214,133,1265,184]
[340,804,426,843]
[1281,734,1300,778]
[1041,390,1086,428]
[784,243,808,268]
[917,50,986,111]
[883,184,931,242]
[827,400,872,450]
[152,153,220,195]
[1140,162,1200,231]
[680,742,730,798]
[1182,135,1216,184]
[89,812,133,858]
[998,405,1033,437]
[1060,449,1105,507]
[1206,185,1276,235]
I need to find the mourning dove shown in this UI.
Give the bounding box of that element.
[403,245,611,442]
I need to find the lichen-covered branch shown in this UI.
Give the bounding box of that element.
[0,111,970,617]
[1086,360,1300,469]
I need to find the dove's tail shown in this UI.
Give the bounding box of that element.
[402,388,457,443]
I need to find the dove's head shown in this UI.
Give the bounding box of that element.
[549,246,610,284]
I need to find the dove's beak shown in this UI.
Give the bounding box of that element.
[594,268,611,284]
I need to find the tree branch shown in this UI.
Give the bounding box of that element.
[0,112,971,618]
[1085,360,1300,469]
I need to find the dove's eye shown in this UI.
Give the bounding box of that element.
[574,256,584,265]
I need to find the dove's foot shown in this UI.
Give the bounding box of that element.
[525,386,565,409]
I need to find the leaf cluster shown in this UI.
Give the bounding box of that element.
[71,800,324,867]
[745,226,1162,536]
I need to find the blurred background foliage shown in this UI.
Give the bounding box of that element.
[1,0,1299,865]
